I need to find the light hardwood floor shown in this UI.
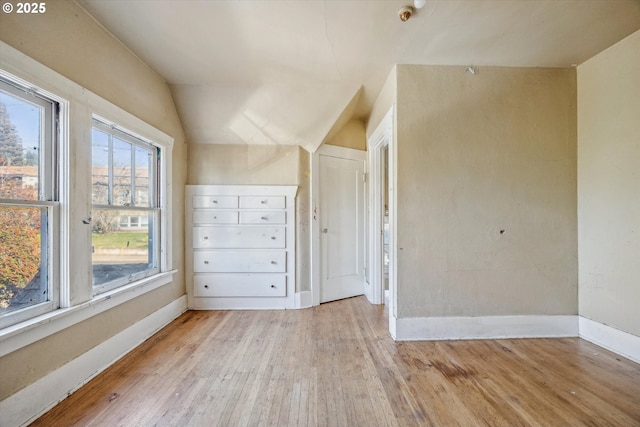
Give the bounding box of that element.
[31,296,640,426]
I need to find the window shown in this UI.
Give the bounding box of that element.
[91,119,160,293]
[1,42,174,351]
[0,76,58,327]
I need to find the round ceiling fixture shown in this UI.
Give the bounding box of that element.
[414,0,426,9]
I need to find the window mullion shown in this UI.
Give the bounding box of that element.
[130,144,135,207]
[41,99,54,202]
[153,149,159,208]
[107,133,113,205]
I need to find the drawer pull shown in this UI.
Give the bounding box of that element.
[204,236,209,240]
[204,285,209,289]
[261,200,267,204]
[261,216,268,220]
[204,261,209,264]
[270,261,277,264]
[270,284,276,288]
[212,200,218,204]
[271,236,276,240]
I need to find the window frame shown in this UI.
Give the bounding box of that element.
[0,75,60,328]
[0,41,175,354]
[90,117,162,294]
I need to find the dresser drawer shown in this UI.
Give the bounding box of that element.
[240,196,285,209]
[193,210,238,225]
[239,211,286,224]
[193,226,285,249]
[193,274,286,297]
[194,250,286,273]
[193,195,238,209]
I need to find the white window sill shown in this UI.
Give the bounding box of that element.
[0,270,177,357]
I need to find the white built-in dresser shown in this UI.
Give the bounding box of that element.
[185,185,298,309]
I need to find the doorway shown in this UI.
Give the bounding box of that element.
[366,107,396,333]
[382,145,390,305]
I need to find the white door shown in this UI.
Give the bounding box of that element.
[320,153,365,303]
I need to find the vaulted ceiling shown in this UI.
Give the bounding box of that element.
[78,0,640,152]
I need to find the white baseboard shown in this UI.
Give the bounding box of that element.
[294,291,313,309]
[389,312,398,340]
[394,315,579,341]
[579,316,640,364]
[0,295,187,427]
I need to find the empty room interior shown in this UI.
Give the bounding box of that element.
[1,0,639,425]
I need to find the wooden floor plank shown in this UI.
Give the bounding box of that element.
[29,296,640,427]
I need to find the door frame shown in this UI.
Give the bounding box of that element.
[310,144,367,306]
[367,107,397,334]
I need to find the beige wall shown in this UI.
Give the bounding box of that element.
[577,30,640,336]
[326,119,367,151]
[187,143,311,292]
[187,143,300,185]
[296,148,312,292]
[395,65,578,318]
[0,1,187,399]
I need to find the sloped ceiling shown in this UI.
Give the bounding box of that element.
[78,0,640,152]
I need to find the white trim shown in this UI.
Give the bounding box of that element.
[366,107,394,306]
[579,317,640,364]
[294,291,313,309]
[0,295,187,427]
[394,315,579,341]
[365,106,397,339]
[388,107,398,338]
[185,185,297,198]
[316,144,366,161]
[0,271,177,357]
[389,313,398,340]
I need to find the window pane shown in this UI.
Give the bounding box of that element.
[91,128,109,205]
[0,90,42,200]
[0,205,48,313]
[134,145,152,207]
[92,209,157,287]
[112,137,132,206]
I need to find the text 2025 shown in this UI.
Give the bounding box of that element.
[17,2,46,13]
